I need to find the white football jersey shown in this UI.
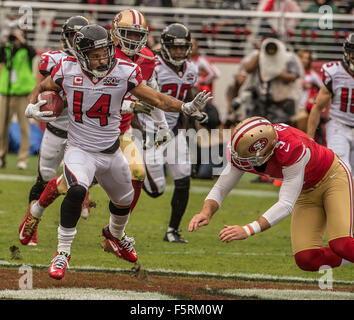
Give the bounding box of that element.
[51,56,142,152]
[155,55,198,129]
[321,61,354,127]
[39,50,69,131]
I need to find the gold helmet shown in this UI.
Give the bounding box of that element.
[111,9,148,56]
[229,117,278,170]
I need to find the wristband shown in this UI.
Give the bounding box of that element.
[243,221,261,237]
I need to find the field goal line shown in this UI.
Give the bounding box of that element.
[1,261,353,286]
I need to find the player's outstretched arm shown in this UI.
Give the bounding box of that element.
[130,83,212,116]
[307,84,331,139]
[188,163,244,232]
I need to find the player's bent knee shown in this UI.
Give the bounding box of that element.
[66,185,87,204]
[174,176,190,189]
[112,189,134,207]
[329,237,354,263]
[294,249,322,271]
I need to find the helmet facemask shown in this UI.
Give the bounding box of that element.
[75,35,116,78]
[112,26,148,56]
[161,41,192,67]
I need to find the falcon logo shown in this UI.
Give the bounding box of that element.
[249,138,268,153]
[103,77,120,86]
[73,76,83,86]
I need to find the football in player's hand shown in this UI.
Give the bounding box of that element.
[38,91,64,117]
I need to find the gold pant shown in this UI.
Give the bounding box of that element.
[291,156,353,254]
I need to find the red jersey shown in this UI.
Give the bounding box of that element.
[115,46,156,133]
[230,124,334,190]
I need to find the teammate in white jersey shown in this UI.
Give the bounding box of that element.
[138,23,206,243]
[19,16,89,246]
[307,33,354,171]
[25,24,211,280]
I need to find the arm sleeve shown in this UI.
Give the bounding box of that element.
[205,163,244,207]
[262,147,310,226]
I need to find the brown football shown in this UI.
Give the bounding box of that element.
[38,91,64,117]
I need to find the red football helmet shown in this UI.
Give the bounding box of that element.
[230,117,278,170]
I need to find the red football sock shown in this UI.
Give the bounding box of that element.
[38,177,60,208]
[329,237,354,263]
[130,180,143,213]
[294,247,343,271]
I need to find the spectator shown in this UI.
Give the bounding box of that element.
[0,28,37,169]
[190,37,220,95]
[296,49,326,143]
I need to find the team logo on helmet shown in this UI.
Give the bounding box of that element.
[249,138,268,153]
[114,13,122,24]
[75,32,84,44]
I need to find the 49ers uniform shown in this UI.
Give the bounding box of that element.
[116,46,155,183]
[225,123,353,256]
[139,55,198,196]
[321,61,354,171]
[51,55,142,203]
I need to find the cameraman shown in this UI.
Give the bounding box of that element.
[0,28,37,169]
[240,37,303,125]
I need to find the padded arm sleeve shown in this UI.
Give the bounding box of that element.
[262,147,310,226]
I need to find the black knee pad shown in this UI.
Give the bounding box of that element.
[109,201,130,216]
[66,185,87,203]
[28,176,48,203]
[60,185,87,228]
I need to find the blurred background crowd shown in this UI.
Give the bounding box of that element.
[0,0,353,177]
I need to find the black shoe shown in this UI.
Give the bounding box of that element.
[164,229,188,243]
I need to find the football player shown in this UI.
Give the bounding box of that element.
[189,117,354,272]
[25,24,211,279]
[138,23,206,243]
[19,16,89,246]
[307,33,354,171]
[19,10,168,249]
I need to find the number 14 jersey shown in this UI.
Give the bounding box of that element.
[51,56,142,152]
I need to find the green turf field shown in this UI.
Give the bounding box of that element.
[1,153,353,282]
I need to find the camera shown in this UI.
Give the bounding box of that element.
[264,41,278,55]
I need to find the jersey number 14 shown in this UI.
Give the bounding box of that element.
[73,91,111,126]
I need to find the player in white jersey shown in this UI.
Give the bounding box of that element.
[307,33,354,171]
[25,24,211,279]
[19,16,89,246]
[138,23,206,243]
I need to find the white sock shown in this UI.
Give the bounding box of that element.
[109,213,130,239]
[57,225,77,255]
[31,201,45,218]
